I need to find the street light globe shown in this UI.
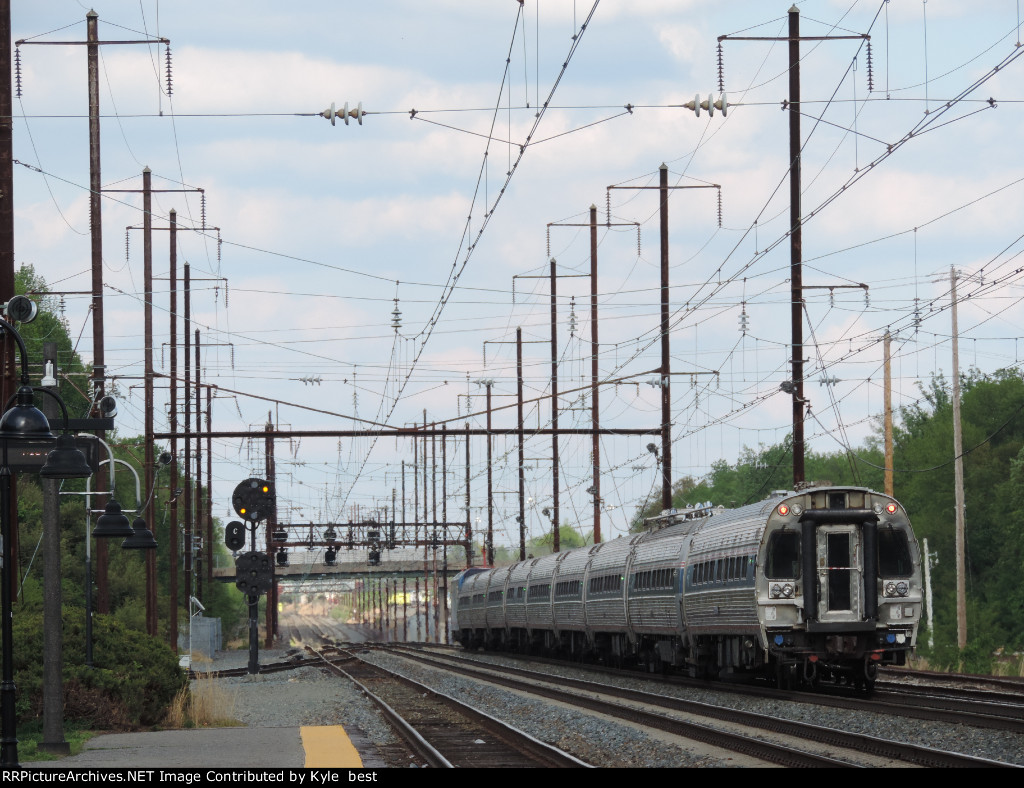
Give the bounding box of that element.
[0,386,55,442]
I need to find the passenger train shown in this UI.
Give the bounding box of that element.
[451,486,921,690]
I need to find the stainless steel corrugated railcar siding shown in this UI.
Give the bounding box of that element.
[462,568,492,632]
[505,560,533,631]
[625,526,689,636]
[525,552,559,633]
[582,534,638,633]
[684,501,768,638]
[486,565,515,631]
[552,547,591,633]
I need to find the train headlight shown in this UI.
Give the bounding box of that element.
[896,633,907,644]
[771,583,782,598]
[896,581,909,597]
[873,503,883,514]
[782,583,794,598]
[886,503,898,515]
[777,504,789,516]
[885,581,897,597]
[790,504,803,516]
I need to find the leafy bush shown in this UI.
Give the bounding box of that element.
[10,606,187,729]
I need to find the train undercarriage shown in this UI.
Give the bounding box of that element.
[456,626,908,693]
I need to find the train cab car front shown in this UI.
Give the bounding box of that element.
[757,488,922,689]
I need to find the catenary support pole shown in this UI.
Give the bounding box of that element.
[590,205,601,542]
[789,5,806,487]
[950,268,967,652]
[550,257,560,550]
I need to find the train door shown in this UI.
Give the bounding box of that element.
[815,525,863,622]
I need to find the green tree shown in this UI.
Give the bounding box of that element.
[893,370,1024,667]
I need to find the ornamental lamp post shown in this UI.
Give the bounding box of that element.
[0,316,92,769]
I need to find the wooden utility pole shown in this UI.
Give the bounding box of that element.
[0,0,16,413]
[590,205,601,542]
[40,344,67,756]
[659,165,672,510]
[194,329,203,603]
[950,268,967,652]
[484,383,494,564]
[465,422,472,567]
[516,328,526,560]
[143,168,158,637]
[788,6,806,487]
[884,331,894,496]
[264,415,278,647]
[183,263,193,612]
[718,6,870,487]
[17,10,172,614]
[608,171,718,512]
[549,257,560,550]
[169,210,179,649]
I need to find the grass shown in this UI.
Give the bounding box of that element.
[164,666,241,729]
[16,722,97,762]
[907,650,1024,676]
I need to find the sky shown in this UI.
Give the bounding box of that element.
[9,1,1024,559]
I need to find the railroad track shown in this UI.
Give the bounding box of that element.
[382,643,1024,735]
[382,645,1017,768]
[304,645,589,768]
[881,666,1024,694]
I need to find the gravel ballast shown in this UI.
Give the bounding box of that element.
[199,646,1024,767]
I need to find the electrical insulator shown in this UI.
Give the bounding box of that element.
[683,92,728,118]
[739,310,749,334]
[321,101,365,126]
[391,299,402,332]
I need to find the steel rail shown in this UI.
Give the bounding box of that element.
[392,647,1018,769]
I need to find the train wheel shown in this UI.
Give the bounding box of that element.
[862,661,878,694]
[775,662,796,690]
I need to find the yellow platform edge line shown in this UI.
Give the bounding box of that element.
[300,725,364,768]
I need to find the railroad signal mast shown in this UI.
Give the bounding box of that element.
[230,477,276,674]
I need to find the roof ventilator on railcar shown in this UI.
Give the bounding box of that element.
[644,501,719,531]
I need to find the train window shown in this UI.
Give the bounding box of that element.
[555,580,582,598]
[765,532,801,579]
[528,584,550,601]
[488,590,502,603]
[878,529,913,577]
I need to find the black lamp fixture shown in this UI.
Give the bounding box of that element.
[121,517,158,550]
[92,499,134,539]
[0,385,55,442]
[39,433,93,479]
[0,316,93,769]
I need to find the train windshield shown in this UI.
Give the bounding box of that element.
[765,531,800,579]
[878,528,913,577]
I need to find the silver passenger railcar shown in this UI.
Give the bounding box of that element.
[451,486,921,690]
